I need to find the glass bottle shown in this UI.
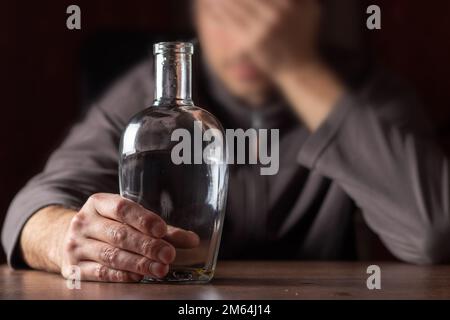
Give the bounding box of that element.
[119,42,228,283]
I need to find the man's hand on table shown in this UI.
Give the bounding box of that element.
[20,193,200,282]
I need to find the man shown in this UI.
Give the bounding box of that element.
[2,0,450,282]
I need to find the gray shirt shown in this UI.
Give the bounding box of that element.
[2,52,450,267]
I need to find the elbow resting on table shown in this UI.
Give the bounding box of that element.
[407,225,450,265]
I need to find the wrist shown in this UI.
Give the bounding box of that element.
[273,55,326,87]
[21,206,75,272]
[50,209,75,270]
[273,59,346,131]
[271,47,322,82]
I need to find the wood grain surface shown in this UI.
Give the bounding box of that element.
[1,261,450,300]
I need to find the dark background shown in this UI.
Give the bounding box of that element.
[1,0,449,263]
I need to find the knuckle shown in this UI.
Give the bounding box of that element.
[64,237,79,254]
[141,238,159,256]
[136,257,151,275]
[70,214,85,231]
[137,214,152,231]
[108,225,128,244]
[89,193,101,202]
[95,265,109,281]
[114,270,128,282]
[87,193,100,206]
[100,246,120,267]
[113,198,130,220]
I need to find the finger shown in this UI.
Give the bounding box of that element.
[220,0,252,28]
[85,215,176,264]
[75,261,143,282]
[219,0,282,46]
[76,238,169,277]
[251,0,291,10]
[239,0,271,23]
[204,0,246,30]
[241,0,287,25]
[86,193,167,238]
[164,226,201,249]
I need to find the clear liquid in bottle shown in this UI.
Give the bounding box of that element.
[119,42,228,283]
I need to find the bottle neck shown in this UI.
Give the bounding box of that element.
[153,52,193,107]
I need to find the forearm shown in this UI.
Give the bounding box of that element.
[275,60,345,131]
[20,206,75,272]
[296,83,450,263]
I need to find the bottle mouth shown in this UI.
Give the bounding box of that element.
[153,42,194,55]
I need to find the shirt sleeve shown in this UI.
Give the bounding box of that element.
[298,70,450,264]
[1,60,154,268]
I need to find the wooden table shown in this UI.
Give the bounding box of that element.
[1,261,450,299]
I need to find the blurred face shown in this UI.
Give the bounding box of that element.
[194,0,272,106]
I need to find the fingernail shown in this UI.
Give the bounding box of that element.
[150,262,169,278]
[151,222,166,238]
[158,246,175,264]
